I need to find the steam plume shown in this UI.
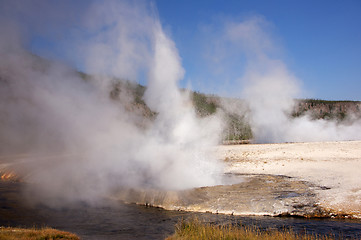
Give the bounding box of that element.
[206,16,361,143]
[0,0,222,205]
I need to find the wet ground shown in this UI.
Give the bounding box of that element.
[217,141,361,218]
[115,174,333,217]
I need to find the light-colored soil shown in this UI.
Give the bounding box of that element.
[2,141,360,218]
[215,141,361,217]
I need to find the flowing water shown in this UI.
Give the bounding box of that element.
[1,181,361,239]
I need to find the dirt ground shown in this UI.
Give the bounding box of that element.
[1,141,360,217]
[215,141,361,217]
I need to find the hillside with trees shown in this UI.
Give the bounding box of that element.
[2,54,359,144]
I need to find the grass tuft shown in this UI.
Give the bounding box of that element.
[0,227,80,240]
[166,218,337,240]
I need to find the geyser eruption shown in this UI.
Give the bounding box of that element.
[0,0,223,205]
[213,16,361,143]
[241,60,300,143]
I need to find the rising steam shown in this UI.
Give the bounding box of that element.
[2,1,360,207]
[0,0,222,205]
[206,16,361,143]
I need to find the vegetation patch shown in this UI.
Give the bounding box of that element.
[166,218,337,240]
[192,92,217,117]
[73,73,361,141]
[0,227,80,240]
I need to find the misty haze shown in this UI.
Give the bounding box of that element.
[0,0,361,239]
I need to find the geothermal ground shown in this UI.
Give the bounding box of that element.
[215,140,361,217]
[1,141,361,219]
[116,141,361,218]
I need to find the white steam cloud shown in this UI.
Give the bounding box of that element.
[206,16,361,143]
[0,0,223,205]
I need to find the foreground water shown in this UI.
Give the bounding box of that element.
[1,182,361,239]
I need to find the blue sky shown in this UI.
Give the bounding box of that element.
[5,0,361,101]
[154,0,361,100]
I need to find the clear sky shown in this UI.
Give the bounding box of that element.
[4,0,361,101]
[154,0,361,100]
